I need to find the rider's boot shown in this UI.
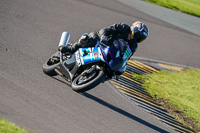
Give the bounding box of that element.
[60,33,89,55]
[60,45,72,54]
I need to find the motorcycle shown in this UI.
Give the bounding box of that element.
[42,32,132,92]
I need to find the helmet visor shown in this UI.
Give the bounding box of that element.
[134,28,146,43]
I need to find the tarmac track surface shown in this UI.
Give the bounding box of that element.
[0,0,199,133]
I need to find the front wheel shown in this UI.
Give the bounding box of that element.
[72,66,105,92]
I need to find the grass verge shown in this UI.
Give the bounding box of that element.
[145,0,200,17]
[0,118,27,133]
[132,69,200,132]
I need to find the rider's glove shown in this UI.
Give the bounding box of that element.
[100,36,108,47]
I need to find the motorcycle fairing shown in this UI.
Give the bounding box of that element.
[78,47,105,65]
[59,45,105,81]
[122,45,132,60]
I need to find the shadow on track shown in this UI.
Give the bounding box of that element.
[49,76,170,132]
[51,76,71,87]
[81,92,170,133]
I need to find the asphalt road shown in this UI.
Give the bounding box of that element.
[0,0,199,133]
[118,0,200,36]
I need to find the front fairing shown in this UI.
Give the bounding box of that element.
[99,40,132,73]
[73,40,132,76]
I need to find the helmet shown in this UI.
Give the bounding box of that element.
[130,21,149,43]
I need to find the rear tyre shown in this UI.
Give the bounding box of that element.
[43,51,60,76]
[72,66,105,92]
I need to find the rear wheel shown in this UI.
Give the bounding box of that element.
[43,51,61,76]
[72,66,105,92]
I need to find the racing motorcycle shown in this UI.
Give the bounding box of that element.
[42,32,132,92]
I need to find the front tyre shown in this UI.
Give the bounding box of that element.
[72,66,105,92]
[43,51,60,76]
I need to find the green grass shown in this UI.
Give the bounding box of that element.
[0,118,27,133]
[132,69,200,128]
[145,0,200,17]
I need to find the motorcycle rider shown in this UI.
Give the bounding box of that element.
[60,21,149,57]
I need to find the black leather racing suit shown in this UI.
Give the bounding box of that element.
[67,23,138,56]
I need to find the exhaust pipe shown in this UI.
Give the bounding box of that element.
[58,32,70,48]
